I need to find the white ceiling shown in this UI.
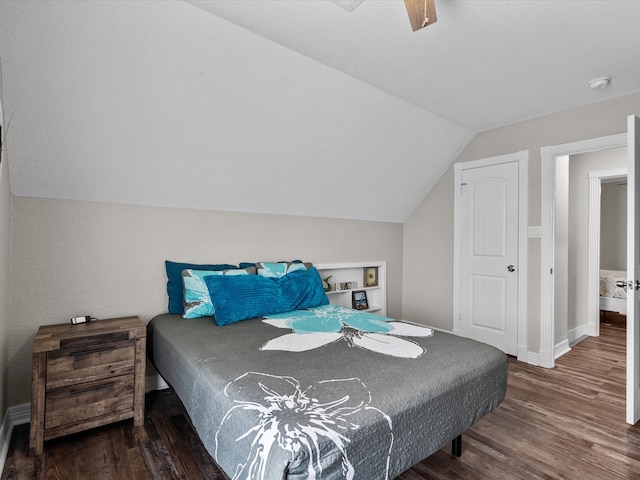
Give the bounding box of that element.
[1,0,639,223]
[188,0,640,131]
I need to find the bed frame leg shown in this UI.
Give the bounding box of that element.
[451,434,462,457]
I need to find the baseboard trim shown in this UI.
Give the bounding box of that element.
[145,373,169,393]
[0,374,168,474]
[568,325,590,346]
[0,402,30,474]
[6,403,30,427]
[0,409,12,475]
[555,339,571,359]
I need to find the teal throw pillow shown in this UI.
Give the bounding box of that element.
[165,260,237,314]
[183,266,256,319]
[256,261,312,278]
[205,267,328,326]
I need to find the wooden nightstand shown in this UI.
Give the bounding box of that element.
[29,316,146,455]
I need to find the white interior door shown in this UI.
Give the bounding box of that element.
[459,161,519,356]
[627,114,640,425]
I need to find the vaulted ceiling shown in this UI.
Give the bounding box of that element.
[1,1,639,223]
[188,0,640,131]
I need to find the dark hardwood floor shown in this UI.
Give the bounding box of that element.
[2,322,639,479]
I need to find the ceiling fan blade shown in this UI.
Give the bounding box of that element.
[404,0,437,32]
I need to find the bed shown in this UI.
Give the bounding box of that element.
[148,261,507,480]
[600,269,627,315]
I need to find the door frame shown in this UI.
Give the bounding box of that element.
[453,150,529,363]
[587,168,627,340]
[540,133,627,368]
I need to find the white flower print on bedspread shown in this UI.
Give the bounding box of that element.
[261,304,434,358]
[215,372,393,480]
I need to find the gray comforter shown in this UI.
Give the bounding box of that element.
[148,306,506,480]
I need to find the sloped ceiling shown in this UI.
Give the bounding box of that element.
[188,0,640,131]
[1,1,639,223]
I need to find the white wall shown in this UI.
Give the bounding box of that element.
[600,181,627,271]
[403,92,640,354]
[8,197,403,405]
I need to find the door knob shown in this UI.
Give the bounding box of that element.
[615,280,640,291]
[507,265,515,272]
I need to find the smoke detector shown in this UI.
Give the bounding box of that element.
[588,76,611,90]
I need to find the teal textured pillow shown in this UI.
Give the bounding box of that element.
[165,260,237,314]
[205,267,329,326]
[256,261,313,278]
[183,267,256,319]
[280,267,329,310]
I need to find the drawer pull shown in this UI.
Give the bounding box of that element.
[70,346,116,357]
[70,382,115,396]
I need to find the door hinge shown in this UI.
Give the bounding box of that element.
[460,182,467,194]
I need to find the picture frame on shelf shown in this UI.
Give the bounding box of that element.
[352,290,369,310]
[364,267,378,287]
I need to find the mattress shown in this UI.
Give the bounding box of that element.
[148,306,507,480]
[600,269,627,299]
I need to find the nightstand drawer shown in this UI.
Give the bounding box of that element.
[45,374,134,429]
[46,340,135,390]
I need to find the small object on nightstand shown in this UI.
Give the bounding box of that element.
[70,315,92,325]
[29,316,146,456]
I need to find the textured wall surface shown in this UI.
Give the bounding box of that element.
[8,197,402,405]
[0,151,11,417]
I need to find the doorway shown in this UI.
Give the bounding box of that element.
[554,147,627,359]
[540,133,627,368]
[587,169,627,339]
[553,151,627,357]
